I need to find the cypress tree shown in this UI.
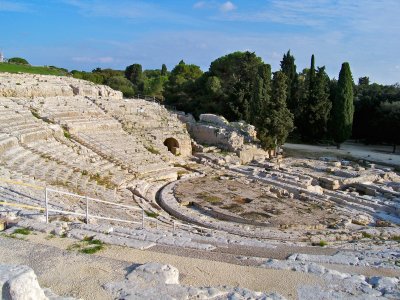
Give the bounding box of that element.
[298,55,331,141]
[251,64,271,126]
[257,71,293,150]
[161,64,168,76]
[280,50,299,113]
[331,62,354,148]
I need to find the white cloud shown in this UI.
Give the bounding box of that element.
[72,56,114,63]
[193,1,206,9]
[220,1,236,12]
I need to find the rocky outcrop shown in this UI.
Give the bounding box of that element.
[0,73,122,99]
[0,264,74,300]
[177,112,268,163]
[104,262,285,300]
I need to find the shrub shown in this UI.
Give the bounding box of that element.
[8,57,29,65]
[13,228,31,235]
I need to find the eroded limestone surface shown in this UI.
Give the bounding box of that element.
[104,262,285,300]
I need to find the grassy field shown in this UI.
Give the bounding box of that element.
[0,63,68,76]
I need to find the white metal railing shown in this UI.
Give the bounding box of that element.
[0,178,216,235]
[44,187,158,228]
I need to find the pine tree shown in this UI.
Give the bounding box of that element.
[331,62,354,148]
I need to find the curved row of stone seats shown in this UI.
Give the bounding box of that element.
[25,96,122,133]
[0,73,123,99]
[73,131,174,178]
[0,143,119,201]
[0,98,53,143]
[0,165,142,226]
[91,98,192,158]
[23,137,135,188]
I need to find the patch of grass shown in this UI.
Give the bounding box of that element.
[63,129,71,139]
[391,235,400,242]
[13,228,31,235]
[80,245,103,254]
[313,240,328,247]
[0,63,68,76]
[45,234,56,240]
[145,211,159,218]
[145,145,160,155]
[68,236,105,254]
[197,192,223,204]
[361,232,373,239]
[221,203,244,213]
[81,170,88,176]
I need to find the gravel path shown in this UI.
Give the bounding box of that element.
[0,233,323,300]
[284,142,400,169]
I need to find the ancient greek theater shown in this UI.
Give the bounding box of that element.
[0,73,399,300]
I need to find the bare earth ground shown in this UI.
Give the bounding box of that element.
[283,141,400,169]
[175,176,340,228]
[0,233,324,300]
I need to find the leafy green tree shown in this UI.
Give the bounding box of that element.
[125,64,144,92]
[358,76,370,86]
[164,60,203,110]
[8,57,29,65]
[331,62,354,148]
[105,76,135,98]
[207,51,264,122]
[377,101,400,153]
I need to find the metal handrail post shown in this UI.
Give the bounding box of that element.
[85,196,89,224]
[45,187,49,223]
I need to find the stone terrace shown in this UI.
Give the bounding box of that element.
[0,73,193,222]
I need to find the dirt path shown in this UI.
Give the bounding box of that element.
[0,233,323,300]
[283,142,400,169]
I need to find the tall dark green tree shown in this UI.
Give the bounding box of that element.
[251,64,271,126]
[331,62,354,148]
[280,50,299,115]
[257,71,293,150]
[125,64,144,92]
[161,64,168,76]
[298,55,331,141]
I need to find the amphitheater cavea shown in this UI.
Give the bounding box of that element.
[0,73,399,300]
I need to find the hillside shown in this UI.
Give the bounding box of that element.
[0,63,68,76]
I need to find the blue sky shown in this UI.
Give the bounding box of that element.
[0,0,399,84]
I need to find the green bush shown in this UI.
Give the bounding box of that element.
[105,76,135,98]
[8,57,29,65]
